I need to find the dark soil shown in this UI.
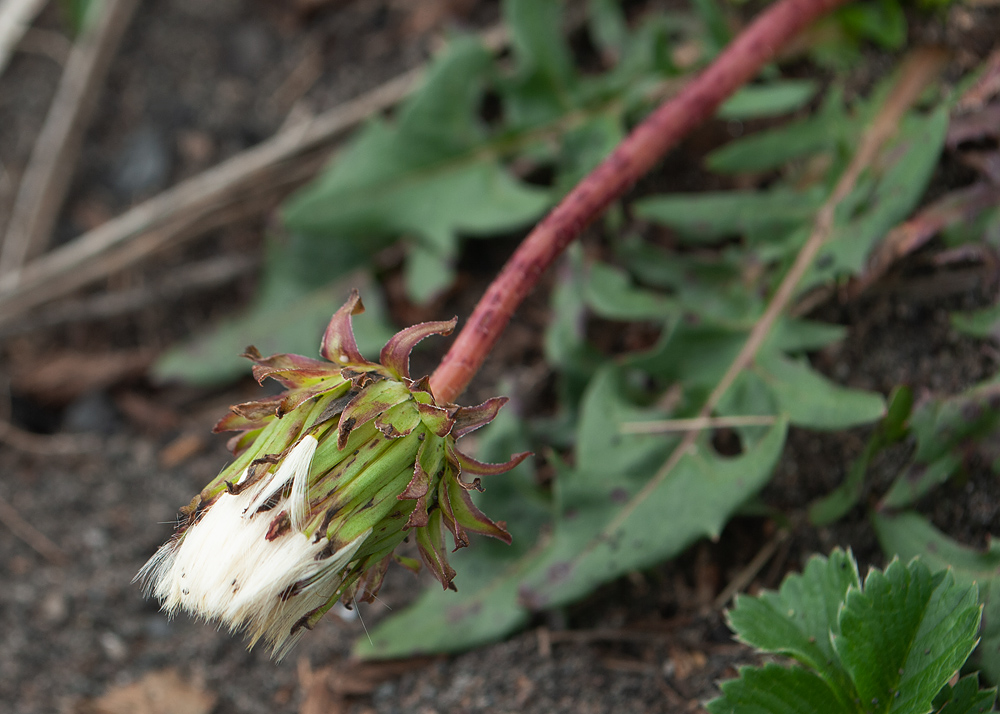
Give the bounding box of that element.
[2,1,1000,713]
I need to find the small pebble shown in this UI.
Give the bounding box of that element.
[62,391,120,435]
[99,632,128,661]
[112,125,171,199]
[38,591,68,626]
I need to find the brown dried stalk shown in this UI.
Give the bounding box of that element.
[429,0,851,404]
[0,0,139,274]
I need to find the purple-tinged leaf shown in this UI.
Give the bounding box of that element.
[379,318,458,380]
[443,475,512,545]
[416,508,457,591]
[247,352,335,387]
[409,375,433,395]
[437,473,469,550]
[320,290,368,366]
[276,382,349,419]
[218,394,286,429]
[416,402,456,437]
[213,408,271,435]
[400,438,445,529]
[451,444,531,477]
[337,380,412,448]
[451,397,509,438]
[353,554,392,604]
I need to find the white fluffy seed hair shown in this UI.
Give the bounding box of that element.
[138,435,370,656]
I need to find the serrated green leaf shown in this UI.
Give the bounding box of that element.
[284,38,551,303]
[628,322,746,402]
[874,511,1000,686]
[587,0,629,57]
[544,247,606,391]
[706,86,851,174]
[691,0,730,56]
[403,242,455,306]
[501,0,578,128]
[707,663,856,714]
[834,557,981,714]
[804,108,949,291]
[516,406,787,610]
[555,113,625,193]
[718,81,819,120]
[952,303,1000,341]
[766,318,848,354]
[881,380,1000,509]
[755,353,885,430]
[838,0,907,50]
[727,549,860,704]
[712,551,989,714]
[935,674,996,714]
[634,189,824,242]
[582,260,677,321]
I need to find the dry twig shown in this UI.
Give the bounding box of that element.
[0,23,510,327]
[713,529,789,609]
[0,0,47,77]
[850,182,1000,297]
[0,253,257,337]
[0,0,139,273]
[621,415,777,435]
[0,419,99,455]
[0,491,69,565]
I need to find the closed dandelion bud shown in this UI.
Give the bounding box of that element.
[138,291,528,658]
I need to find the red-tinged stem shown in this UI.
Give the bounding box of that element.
[429,0,850,404]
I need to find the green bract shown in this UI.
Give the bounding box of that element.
[139,291,527,657]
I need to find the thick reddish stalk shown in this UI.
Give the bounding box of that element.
[429,0,850,404]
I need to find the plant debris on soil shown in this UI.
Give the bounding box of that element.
[2,0,1000,712]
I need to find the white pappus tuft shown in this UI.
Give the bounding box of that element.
[136,435,368,657]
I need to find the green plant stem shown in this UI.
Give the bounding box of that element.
[429,0,851,404]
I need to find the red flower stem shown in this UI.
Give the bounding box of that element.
[429,0,851,404]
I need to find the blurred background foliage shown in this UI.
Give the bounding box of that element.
[149,0,1000,690]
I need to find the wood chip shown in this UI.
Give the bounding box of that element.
[80,668,216,714]
[298,658,434,714]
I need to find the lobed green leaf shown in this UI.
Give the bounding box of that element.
[875,511,1000,686]
[834,558,981,714]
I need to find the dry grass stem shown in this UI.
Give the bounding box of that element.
[601,46,946,541]
[0,23,513,327]
[0,491,69,565]
[0,0,47,77]
[712,530,789,609]
[621,415,777,435]
[0,0,139,273]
